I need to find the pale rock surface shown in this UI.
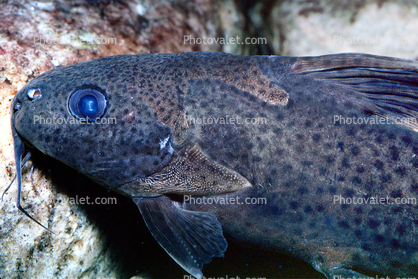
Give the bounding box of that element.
[0,0,243,278]
[2,0,418,278]
[264,0,418,59]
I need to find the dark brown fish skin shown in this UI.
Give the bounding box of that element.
[11,52,418,277]
[185,53,418,277]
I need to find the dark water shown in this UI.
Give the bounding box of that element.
[28,150,324,279]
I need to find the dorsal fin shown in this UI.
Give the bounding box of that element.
[293,53,418,132]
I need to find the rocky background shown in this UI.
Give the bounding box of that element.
[1,0,417,278]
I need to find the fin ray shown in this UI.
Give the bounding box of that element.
[293,53,418,131]
[134,195,227,278]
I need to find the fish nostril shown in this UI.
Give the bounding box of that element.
[13,102,21,112]
[27,88,42,100]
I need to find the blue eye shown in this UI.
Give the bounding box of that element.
[69,88,107,121]
[78,95,98,117]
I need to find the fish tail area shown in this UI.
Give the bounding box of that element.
[292,53,418,131]
[133,195,227,278]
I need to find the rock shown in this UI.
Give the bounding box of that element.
[263,0,418,59]
[3,0,418,277]
[0,0,243,278]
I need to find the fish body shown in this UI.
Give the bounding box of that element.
[10,52,418,278]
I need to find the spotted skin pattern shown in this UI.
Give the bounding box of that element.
[11,52,418,278]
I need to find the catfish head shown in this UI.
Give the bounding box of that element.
[9,54,252,278]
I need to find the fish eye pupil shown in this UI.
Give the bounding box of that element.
[68,88,107,121]
[78,95,98,117]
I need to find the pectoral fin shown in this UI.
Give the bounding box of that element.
[118,144,252,196]
[133,195,227,278]
[293,53,418,132]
